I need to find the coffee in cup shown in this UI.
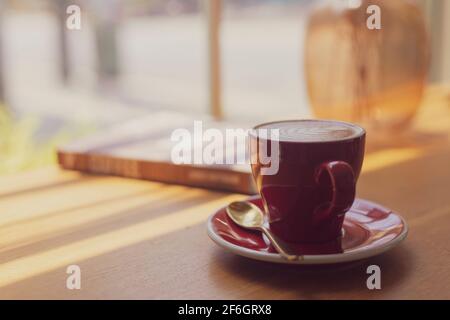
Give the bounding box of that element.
[249,119,365,243]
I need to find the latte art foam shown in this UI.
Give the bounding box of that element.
[257,120,363,142]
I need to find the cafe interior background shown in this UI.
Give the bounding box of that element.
[0,0,449,300]
[0,0,449,188]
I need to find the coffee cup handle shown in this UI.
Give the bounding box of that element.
[313,161,356,224]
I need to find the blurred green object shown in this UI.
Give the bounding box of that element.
[0,107,91,175]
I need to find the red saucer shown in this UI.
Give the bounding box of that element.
[207,196,408,264]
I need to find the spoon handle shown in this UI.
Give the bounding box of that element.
[260,226,298,261]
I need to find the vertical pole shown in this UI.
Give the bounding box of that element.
[205,0,222,119]
[93,0,120,86]
[442,0,450,83]
[420,0,450,83]
[0,0,6,105]
[56,0,69,84]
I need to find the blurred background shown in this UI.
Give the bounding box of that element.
[0,0,449,175]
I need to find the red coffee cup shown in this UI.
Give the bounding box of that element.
[249,119,365,243]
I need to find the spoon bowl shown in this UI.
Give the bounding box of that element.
[226,201,299,261]
[226,201,264,229]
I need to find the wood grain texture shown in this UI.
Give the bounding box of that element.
[0,86,449,299]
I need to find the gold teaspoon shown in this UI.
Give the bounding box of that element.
[226,201,299,261]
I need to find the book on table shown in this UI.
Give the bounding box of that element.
[57,111,256,194]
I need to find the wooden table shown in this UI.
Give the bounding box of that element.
[0,86,449,299]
